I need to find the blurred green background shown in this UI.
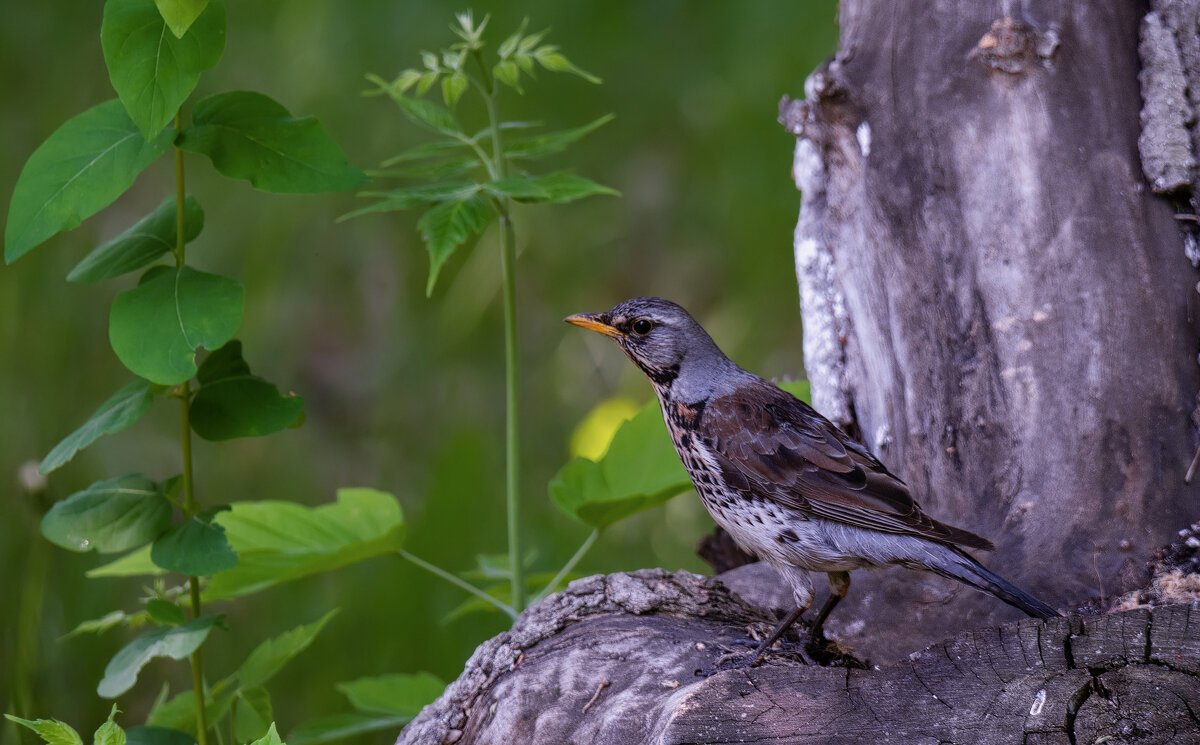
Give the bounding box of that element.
[0,0,836,739]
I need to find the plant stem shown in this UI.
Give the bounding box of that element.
[533,528,599,604]
[399,550,518,620]
[174,110,210,745]
[475,54,525,612]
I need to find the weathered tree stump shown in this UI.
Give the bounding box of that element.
[397,568,1200,745]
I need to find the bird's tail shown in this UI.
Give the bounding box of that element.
[930,548,1062,619]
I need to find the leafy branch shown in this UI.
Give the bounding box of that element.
[346,11,616,615]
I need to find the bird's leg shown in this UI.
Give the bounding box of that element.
[808,571,850,646]
[749,606,805,665]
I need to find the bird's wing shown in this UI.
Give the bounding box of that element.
[701,382,994,551]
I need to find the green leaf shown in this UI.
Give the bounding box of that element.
[493,60,521,91]
[150,509,233,579]
[102,0,225,139]
[145,599,186,627]
[5,100,175,263]
[550,381,810,529]
[69,196,204,283]
[336,673,445,716]
[189,340,304,440]
[378,139,470,166]
[109,265,245,385]
[125,727,194,745]
[203,488,406,601]
[87,489,407,595]
[236,610,338,690]
[443,572,562,623]
[154,0,210,37]
[533,47,601,83]
[247,723,282,745]
[62,610,141,640]
[287,713,409,745]
[366,74,462,135]
[98,614,222,698]
[151,506,238,576]
[234,689,272,744]
[441,72,468,108]
[42,474,171,553]
[94,705,125,745]
[3,716,83,745]
[487,171,618,204]
[40,379,155,474]
[505,114,614,160]
[177,91,367,193]
[151,506,237,575]
[417,195,492,296]
[338,183,480,222]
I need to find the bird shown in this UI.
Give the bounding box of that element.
[565,296,1060,663]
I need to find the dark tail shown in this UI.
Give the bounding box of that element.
[931,548,1062,619]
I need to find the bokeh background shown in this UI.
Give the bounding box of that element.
[0,0,836,739]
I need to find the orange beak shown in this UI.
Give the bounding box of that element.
[564,313,623,338]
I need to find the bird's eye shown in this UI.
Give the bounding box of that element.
[631,318,654,336]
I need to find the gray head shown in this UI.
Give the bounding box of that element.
[565,297,745,397]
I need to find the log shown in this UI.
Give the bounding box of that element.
[396,568,1200,745]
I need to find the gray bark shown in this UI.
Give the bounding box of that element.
[783,0,1200,662]
[397,568,1200,745]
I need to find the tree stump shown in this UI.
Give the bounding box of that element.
[396,568,1200,745]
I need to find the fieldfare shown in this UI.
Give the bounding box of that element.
[566,297,1060,663]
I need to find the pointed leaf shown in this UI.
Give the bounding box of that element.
[490,171,617,204]
[441,73,468,108]
[236,610,338,690]
[40,379,155,474]
[533,48,601,83]
[151,506,238,576]
[102,0,225,139]
[189,341,304,440]
[145,599,186,627]
[109,265,245,385]
[42,474,171,553]
[69,196,204,283]
[154,0,210,37]
[98,614,222,698]
[87,488,407,594]
[93,705,125,745]
[3,716,83,745]
[417,195,492,295]
[366,74,462,135]
[338,183,479,222]
[505,114,614,160]
[336,673,445,716]
[234,689,272,744]
[203,488,405,601]
[247,723,282,745]
[63,610,139,640]
[177,91,366,193]
[287,713,409,745]
[5,100,175,263]
[493,61,521,91]
[125,727,194,745]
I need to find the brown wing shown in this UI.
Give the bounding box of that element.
[700,380,994,551]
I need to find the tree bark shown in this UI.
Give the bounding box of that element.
[396,568,1200,745]
[782,0,1200,661]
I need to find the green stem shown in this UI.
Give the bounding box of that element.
[399,550,518,621]
[498,211,522,611]
[174,109,209,745]
[474,53,525,612]
[533,529,599,604]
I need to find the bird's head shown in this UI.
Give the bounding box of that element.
[565,297,728,389]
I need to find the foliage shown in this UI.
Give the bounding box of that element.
[347,11,615,616]
[3,1,433,743]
